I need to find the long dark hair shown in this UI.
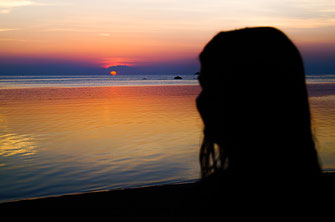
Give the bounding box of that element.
[196,27,321,179]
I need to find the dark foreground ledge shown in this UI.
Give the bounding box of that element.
[2,172,335,209]
[1,181,204,209]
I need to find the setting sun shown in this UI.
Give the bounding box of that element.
[110,71,117,76]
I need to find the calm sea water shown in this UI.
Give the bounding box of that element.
[0,74,334,89]
[0,74,198,89]
[0,74,334,203]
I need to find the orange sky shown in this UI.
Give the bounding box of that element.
[0,0,335,71]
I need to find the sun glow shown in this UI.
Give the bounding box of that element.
[110,71,117,75]
[101,58,133,68]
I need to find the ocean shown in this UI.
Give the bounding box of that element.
[0,74,334,203]
[0,74,199,89]
[0,74,334,89]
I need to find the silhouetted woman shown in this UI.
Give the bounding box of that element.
[196,27,323,203]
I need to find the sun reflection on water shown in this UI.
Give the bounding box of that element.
[0,133,37,158]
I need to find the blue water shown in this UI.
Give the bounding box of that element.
[306,74,335,83]
[0,74,199,88]
[0,74,334,89]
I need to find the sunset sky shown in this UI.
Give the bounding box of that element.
[0,0,335,74]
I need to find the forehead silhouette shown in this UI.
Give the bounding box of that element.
[199,27,304,89]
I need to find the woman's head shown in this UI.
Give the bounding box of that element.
[197,27,320,176]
